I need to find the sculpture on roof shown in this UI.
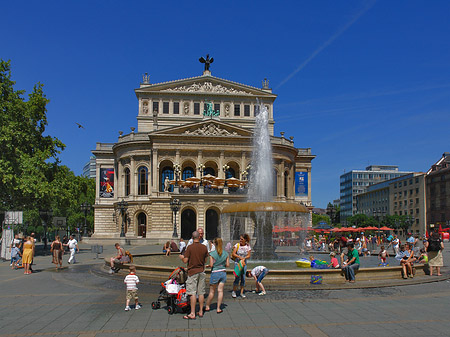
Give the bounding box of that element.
[199,54,214,71]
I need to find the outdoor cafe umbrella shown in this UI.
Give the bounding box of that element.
[379,226,395,231]
[186,177,201,182]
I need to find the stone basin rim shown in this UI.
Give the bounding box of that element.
[222,201,309,213]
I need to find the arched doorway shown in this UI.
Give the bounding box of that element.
[181,209,196,240]
[206,209,219,240]
[137,212,146,238]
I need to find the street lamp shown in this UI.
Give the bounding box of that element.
[327,204,335,226]
[39,209,53,250]
[223,164,230,186]
[114,199,128,238]
[198,163,205,186]
[80,202,91,237]
[170,198,181,238]
[174,164,181,186]
[373,209,386,241]
[407,215,415,235]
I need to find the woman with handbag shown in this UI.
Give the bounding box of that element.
[231,234,251,298]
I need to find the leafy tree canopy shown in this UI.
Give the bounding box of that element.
[0,60,65,210]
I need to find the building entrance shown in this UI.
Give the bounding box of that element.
[137,212,146,238]
[206,209,219,240]
[181,209,196,239]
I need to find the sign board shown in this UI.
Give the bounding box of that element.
[4,211,23,225]
[295,172,308,197]
[100,168,114,198]
[53,217,67,228]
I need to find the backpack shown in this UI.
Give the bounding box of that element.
[428,238,441,252]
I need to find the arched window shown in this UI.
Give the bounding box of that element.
[161,167,174,192]
[226,167,235,179]
[182,167,195,180]
[273,169,277,197]
[124,168,130,196]
[284,172,288,197]
[138,166,148,195]
[204,167,216,176]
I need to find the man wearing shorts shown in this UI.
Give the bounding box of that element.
[180,231,209,320]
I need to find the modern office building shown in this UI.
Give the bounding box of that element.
[356,172,426,235]
[92,60,315,240]
[426,152,450,228]
[340,165,412,224]
[82,156,96,179]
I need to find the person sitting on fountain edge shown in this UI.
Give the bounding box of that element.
[341,243,360,283]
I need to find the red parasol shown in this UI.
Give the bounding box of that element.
[379,226,394,231]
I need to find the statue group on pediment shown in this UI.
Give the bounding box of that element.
[183,123,238,137]
[163,82,251,95]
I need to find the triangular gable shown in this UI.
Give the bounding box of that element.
[149,119,253,138]
[136,75,276,98]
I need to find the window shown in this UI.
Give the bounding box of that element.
[394,183,397,188]
[182,167,195,180]
[161,167,174,192]
[416,188,419,194]
[415,177,419,183]
[163,102,169,114]
[244,105,250,116]
[254,105,260,116]
[409,179,413,185]
[214,103,220,115]
[194,103,200,115]
[153,101,159,114]
[138,166,148,195]
[173,102,179,114]
[416,208,419,214]
[410,189,413,195]
[124,168,130,196]
[234,104,240,116]
[416,198,419,204]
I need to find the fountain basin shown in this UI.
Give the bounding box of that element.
[222,202,309,213]
[106,253,427,290]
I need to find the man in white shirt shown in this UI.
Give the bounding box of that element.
[64,235,79,264]
[187,228,215,252]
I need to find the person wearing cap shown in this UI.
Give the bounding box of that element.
[328,252,340,269]
[406,233,415,248]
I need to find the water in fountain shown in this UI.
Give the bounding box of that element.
[247,102,273,202]
[221,101,309,260]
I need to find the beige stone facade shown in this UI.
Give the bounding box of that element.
[92,69,315,240]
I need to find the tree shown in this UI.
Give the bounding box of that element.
[0,60,65,211]
[312,213,330,226]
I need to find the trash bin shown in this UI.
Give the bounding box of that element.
[91,244,103,259]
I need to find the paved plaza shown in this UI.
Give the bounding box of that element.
[1,243,450,337]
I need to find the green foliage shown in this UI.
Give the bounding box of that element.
[1,60,95,234]
[0,60,65,210]
[312,213,330,226]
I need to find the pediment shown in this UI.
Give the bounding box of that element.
[150,120,253,138]
[136,75,276,98]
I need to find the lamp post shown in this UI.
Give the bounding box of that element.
[170,198,181,238]
[115,199,128,238]
[80,202,91,237]
[327,204,335,227]
[407,215,415,235]
[222,164,230,186]
[373,209,386,241]
[198,163,205,186]
[39,209,53,250]
[174,164,181,186]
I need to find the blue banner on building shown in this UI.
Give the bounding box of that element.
[295,171,308,197]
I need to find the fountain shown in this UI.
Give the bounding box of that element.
[221,101,310,260]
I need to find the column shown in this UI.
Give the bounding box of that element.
[118,159,124,198]
[130,156,136,197]
[152,149,158,193]
[219,151,224,178]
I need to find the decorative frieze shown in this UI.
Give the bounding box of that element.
[184,123,238,137]
[162,82,252,95]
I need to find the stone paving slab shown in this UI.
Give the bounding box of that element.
[1,243,450,337]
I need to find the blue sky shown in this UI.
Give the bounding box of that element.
[2,1,450,208]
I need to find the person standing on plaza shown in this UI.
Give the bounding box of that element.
[124,265,141,311]
[22,236,34,275]
[205,238,229,313]
[64,235,79,264]
[187,228,215,252]
[425,229,444,276]
[51,236,64,269]
[10,243,22,269]
[180,230,209,320]
[231,233,251,298]
[341,243,360,283]
[9,234,22,266]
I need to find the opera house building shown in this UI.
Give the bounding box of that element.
[92,62,315,241]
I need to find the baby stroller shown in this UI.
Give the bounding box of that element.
[152,267,189,315]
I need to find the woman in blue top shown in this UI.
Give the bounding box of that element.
[205,238,229,313]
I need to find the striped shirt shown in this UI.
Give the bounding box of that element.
[124,273,140,290]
